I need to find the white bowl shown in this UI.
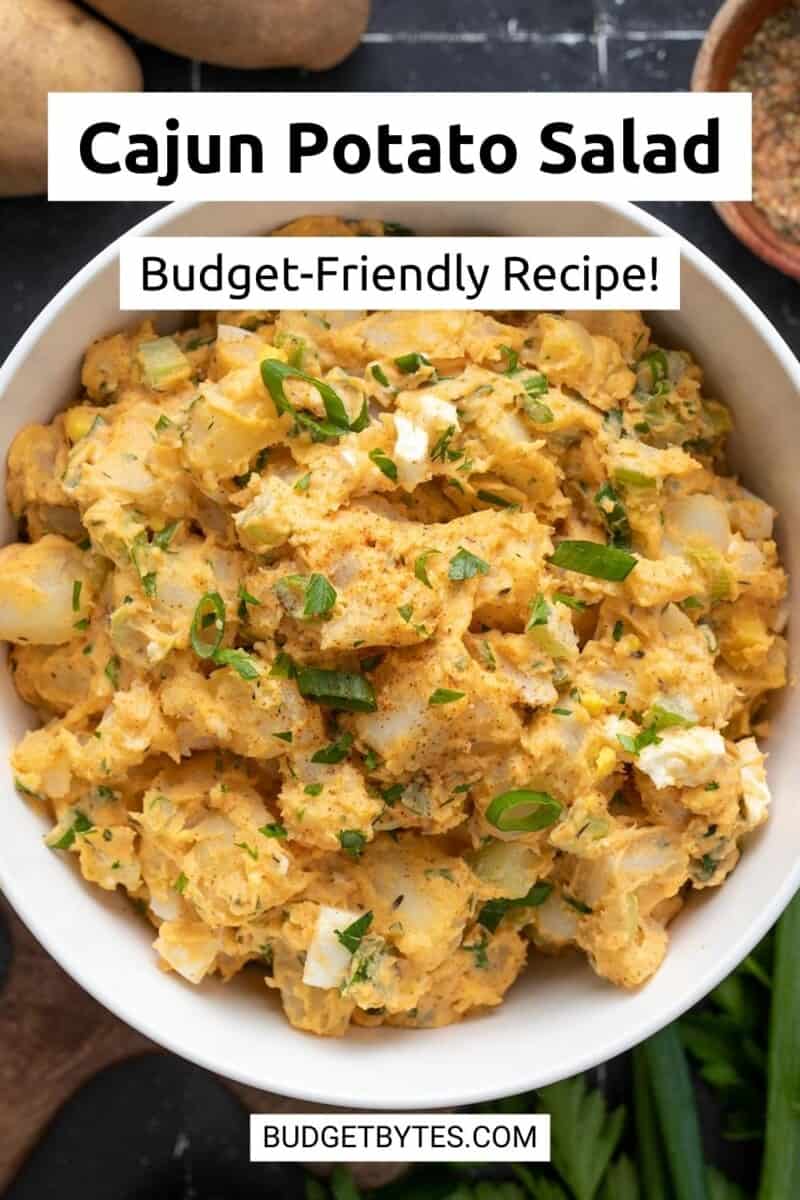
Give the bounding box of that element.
[0,201,797,1110]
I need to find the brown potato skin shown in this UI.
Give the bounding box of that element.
[0,0,142,198]
[84,0,370,70]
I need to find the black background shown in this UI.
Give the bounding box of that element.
[1,1,797,1196]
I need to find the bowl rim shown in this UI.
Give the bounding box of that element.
[1,198,799,1109]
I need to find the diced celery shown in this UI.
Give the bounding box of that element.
[138,337,191,390]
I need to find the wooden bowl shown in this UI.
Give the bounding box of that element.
[692,0,800,280]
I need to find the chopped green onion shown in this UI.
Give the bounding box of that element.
[448,546,490,581]
[485,788,562,833]
[549,540,637,582]
[190,592,225,659]
[554,592,587,611]
[305,783,323,796]
[49,809,94,850]
[595,482,632,550]
[260,823,288,839]
[648,703,695,731]
[397,603,413,623]
[414,548,440,588]
[478,881,553,933]
[294,472,311,493]
[428,688,466,706]
[154,414,173,433]
[371,364,390,387]
[500,345,519,374]
[213,647,260,680]
[338,829,367,858]
[613,619,625,641]
[237,583,261,620]
[336,910,373,952]
[394,351,430,374]
[173,872,188,894]
[303,573,337,619]
[430,425,457,462]
[526,593,550,630]
[260,359,362,438]
[311,732,353,765]
[104,655,120,689]
[618,723,662,756]
[524,373,549,398]
[71,580,82,612]
[368,447,398,482]
[381,783,405,805]
[273,731,293,743]
[152,521,181,551]
[614,466,657,490]
[297,667,377,712]
[476,489,517,509]
[270,651,296,679]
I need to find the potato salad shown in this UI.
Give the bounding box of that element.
[1,217,788,1037]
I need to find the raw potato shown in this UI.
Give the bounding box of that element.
[84,0,370,70]
[0,0,142,198]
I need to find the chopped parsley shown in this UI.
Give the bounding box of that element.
[335,910,373,953]
[448,546,490,581]
[311,731,353,764]
[259,823,288,839]
[339,829,367,858]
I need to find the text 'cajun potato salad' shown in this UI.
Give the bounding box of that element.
[1,217,788,1037]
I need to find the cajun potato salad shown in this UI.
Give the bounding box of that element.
[1,217,788,1037]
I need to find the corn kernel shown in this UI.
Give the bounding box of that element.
[595,746,617,779]
[582,690,606,717]
[65,406,99,443]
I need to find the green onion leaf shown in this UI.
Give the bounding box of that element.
[526,593,550,630]
[394,351,430,374]
[303,573,337,619]
[478,881,553,933]
[595,482,632,550]
[213,647,261,680]
[190,592,226,659]
[368,447,398,482]
[260,823,288,839]
[549,539,637,582]
[476,489,517,509]
[152,520,181,551]
[614,466,657,490]
[554,592,587,611]
[336,910,373,952]
[485,788,562,832]
[448,546,490,581]
[237,583,261,620]
[523,373,549,398]
[428,688,466,706]
[311,731,353,765]
[648,703,695,731]
[500,345,519,374]
[104,655,120,689]
[297,668,377,712]
[414,548,440,588]
[261,358,351,432]
[338,829,367,858]
[371,364,390,388]
[71,580,82,612]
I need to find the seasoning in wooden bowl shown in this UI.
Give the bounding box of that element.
[730,2,800,244]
